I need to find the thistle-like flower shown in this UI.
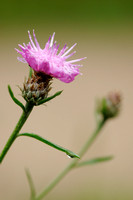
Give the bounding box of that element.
[15,30,86,83]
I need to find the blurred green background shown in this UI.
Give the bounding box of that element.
[0,0,133,200]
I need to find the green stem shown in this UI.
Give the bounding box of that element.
[25,169,36,200]
[0,102,34,163]
[35,119,106,200]
[78,119,106,157]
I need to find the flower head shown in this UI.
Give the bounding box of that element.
[16,30,86,83]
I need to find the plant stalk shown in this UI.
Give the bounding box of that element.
[35,119,106,200]
[0,102,34,163]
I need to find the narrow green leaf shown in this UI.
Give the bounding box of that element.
[17,132,80,159]
[37,91,63,106]
[8,85,25,112]
[76,156,113,167]
[25,168,36,199]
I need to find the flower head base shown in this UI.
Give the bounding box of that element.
[21,72,52,105]
[16,30,86,83]
[96,92,121,121]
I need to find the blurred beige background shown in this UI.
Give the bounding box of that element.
[0,1,133,200]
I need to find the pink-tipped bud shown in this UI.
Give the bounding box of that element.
[96,92,121,121]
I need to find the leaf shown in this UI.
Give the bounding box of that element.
[76,156,113,167]
[37,91,63,106]
[25,169,36,199]
[17,132,80,159]
[8,85,25,112]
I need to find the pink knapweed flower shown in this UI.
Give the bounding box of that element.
[16,30,86,83]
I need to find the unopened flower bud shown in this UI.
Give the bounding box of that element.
[21,71,52,105]
[96,92,121,121]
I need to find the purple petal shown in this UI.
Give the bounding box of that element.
[28,30,37,50]
[62,43,77,57]
[64,51,76,59]
[67,57,87,63]
[58,44,68,56]
[33,30,40,49]
[49,32,55,47]
[17,57,27,63]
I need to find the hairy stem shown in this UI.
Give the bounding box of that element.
[35,119,106,200]
[0,102,34,163]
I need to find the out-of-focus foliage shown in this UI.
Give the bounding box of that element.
[0,0,133,26]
